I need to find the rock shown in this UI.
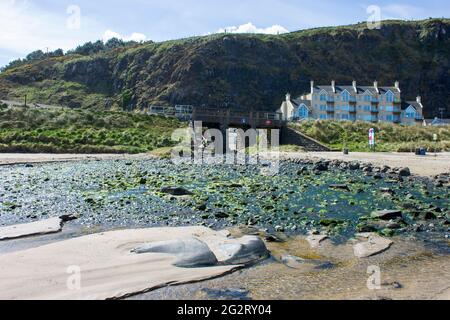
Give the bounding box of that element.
[348,162,360,170]
[0,217,64,241]
[215,212,229,219]
[319,219,344,227]
[371,210,402,220]
[59,214,78,222]
[132,237,218,268]
[214,236,269,265]
[381,166,391,173]
[25,164,34,168]
[196,203,207,211]
[382,281,403,290]
[398,167,411,177]
[353,234,393,258]
[160,187,193,196]
[329,184,350,191]
[313,162,328,172]
[264,233,285,243]
[306,234,329,248]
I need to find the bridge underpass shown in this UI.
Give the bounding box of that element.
[190,107,330,152]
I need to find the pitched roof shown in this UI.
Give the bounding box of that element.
[402,101,422,111]
[312,84,400,95]
[292,99,311,109]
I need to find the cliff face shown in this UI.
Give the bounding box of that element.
[0,19,449,117]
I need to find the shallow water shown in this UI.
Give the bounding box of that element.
[0,159,449,242]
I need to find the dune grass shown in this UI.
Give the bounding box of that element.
[294,120,450,152]
[0,106,181,153]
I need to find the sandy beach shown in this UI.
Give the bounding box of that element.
[1,152,449,177]
[280,152,450,177]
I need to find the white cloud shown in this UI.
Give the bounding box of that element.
[216,22,289,35]
[0,0,102,55]
[102,30,147,42]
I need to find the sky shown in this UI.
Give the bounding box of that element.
[0,0,449,68]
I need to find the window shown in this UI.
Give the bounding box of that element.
[319,105,327,111]
[386,91,394,103]
[364,95,371,102]
[363,105,371,112]
[385,106,394,112]
[320,114,327,120]
[341,114,349,120]
[320,94,327,101]
[405,106,416,119]
[295,105,309,119]
[342,91,350,102]
[341,105,350,111]
[386,115,394,122]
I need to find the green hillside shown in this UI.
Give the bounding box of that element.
[0,19,449,118]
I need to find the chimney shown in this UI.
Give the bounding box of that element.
[286,93,291,102]
[374,80,379,94]
[416,96,422,104]
[395,81,400,92]
[352,80,357,93]
[331,80,336,93]
[310,80,315,94]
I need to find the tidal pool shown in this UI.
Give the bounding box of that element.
[0,159,449,242]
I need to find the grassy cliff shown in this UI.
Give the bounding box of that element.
[0,19,449,118]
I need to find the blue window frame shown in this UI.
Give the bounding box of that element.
[342,91,350,102]
[386,91,394,103]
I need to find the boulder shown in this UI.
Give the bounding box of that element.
[329,184,350,191]
[132,238,218,268]
[398,167,411,177]
[348,162,360,170]
[313,162,328,172]
[160,187,193,196]
[371,209,402,220]
[353,234,393,258]
[215,235,269,265]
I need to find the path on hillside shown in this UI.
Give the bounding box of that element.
[0,100,64,109]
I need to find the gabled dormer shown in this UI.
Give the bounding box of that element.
[385,90,395,103]
[341,89,351,102]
